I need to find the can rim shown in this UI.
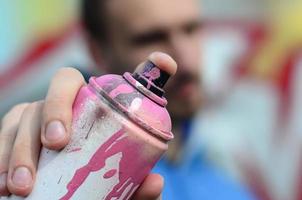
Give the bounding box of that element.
[123,72,167,107]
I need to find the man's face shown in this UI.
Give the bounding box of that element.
[100,0,203,120]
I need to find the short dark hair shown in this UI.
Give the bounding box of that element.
[82,0,109,43]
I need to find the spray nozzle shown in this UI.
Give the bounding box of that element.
[132,61,173,97]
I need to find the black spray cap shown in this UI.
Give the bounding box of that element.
[132,61,171,97]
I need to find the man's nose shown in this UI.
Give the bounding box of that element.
[167,33,199,74]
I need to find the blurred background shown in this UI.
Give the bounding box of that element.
[1,0,302,200]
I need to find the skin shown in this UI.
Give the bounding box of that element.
[0,0,203,198]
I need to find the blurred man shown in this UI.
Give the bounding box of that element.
[0,0,255,199]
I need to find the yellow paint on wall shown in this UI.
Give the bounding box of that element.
[250,1,302,79]
[15,0,79,39]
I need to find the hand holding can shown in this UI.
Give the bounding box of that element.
[0,52,177,200]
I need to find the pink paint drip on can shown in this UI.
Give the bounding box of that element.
[5,61,174,200]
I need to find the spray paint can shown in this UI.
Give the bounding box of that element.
[4,60,174,200]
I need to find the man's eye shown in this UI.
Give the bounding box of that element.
[131,32,167,46]
[184,21,202,35]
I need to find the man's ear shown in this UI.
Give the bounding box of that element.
[84,32,109,72]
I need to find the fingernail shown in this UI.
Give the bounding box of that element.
[12,167,32,188]
[0,173,7,190]
[45,120,66,142]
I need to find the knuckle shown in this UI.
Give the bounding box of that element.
[23,101,44,116]
[45,92,66,104]
[10,142,32,164]
[44,97,71,113]
[0,132,14,142]
[0,122,17,142]
[11,103,30,113]
[0,152,10,168]
[43,107,71,122]
[30,100,44,108]
[12,141,31,154]
[10,142,38,170]
[0,136,13,169]
[1,103,29,125]
[0,103,31,138]
[43,99,71,121]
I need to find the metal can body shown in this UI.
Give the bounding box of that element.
[4,72,172,200]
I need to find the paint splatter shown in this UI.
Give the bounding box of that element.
[67,148,82,153]
[103,169,117,179]
[59,128,157,200]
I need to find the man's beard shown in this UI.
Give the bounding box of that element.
[165,70,202,120]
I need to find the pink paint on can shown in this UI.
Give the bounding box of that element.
[59,127,159,200]
[6,61,174,200]
[59,129,126,200]
[103,169,117,179]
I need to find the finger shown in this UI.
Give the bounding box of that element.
[132,174,164,200]
[6,102,43,196]
[41,67,85,150]
[0,103,29,196]
[148,52,177,76]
